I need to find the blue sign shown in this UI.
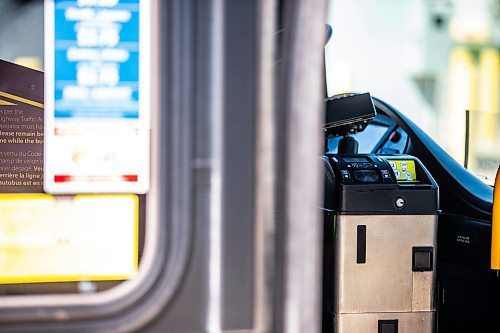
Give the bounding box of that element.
[54,0,140,119]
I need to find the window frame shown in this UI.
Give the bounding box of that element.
[0,1,195,331]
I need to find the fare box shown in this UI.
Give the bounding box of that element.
[44,0,151,194]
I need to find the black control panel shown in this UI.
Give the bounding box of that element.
[328,154,396,185]
[325,154,439,214]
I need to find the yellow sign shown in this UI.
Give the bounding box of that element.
[0,194,138,284]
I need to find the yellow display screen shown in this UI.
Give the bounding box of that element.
[388,160,418,182]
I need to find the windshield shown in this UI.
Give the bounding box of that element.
[325,0,500,185]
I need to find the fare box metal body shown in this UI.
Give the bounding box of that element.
[44,0,151,194]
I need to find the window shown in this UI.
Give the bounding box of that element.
[325,0,500,185]
[0,0,149,297]
[327,122,390,154]
[0,2,192,331]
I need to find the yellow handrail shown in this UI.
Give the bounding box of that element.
[490,166,500,270]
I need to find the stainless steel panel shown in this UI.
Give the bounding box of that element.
[412,271,434,311]
[335,214,437,314]
[335,311,435,333]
